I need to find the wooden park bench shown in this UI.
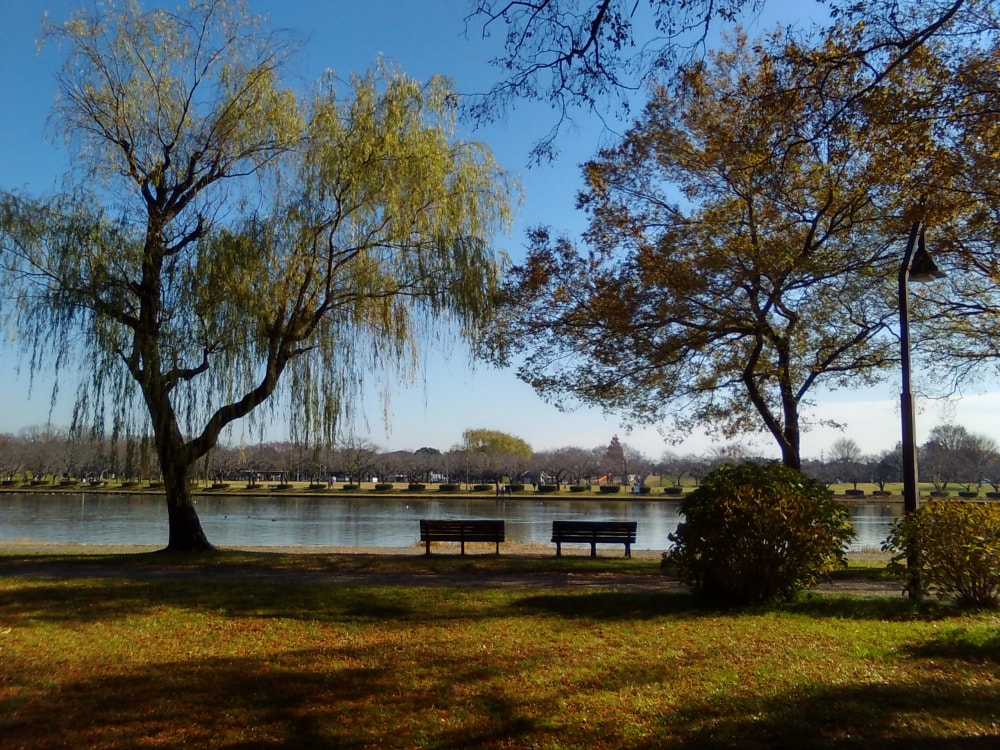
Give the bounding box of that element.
[419,519,505,555]
[551,520,638,558]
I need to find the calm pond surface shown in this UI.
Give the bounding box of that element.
[0,493,901,551]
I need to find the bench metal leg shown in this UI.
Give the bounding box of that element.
[555,542,562,557]
[425,540,431,555]
[625,543,631,558]
[590,542,596,558]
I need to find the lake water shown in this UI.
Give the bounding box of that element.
[0,492,901,552]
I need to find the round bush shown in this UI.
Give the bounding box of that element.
[537,484,559,493]
[569,485,589,492]
[599,485,621,494]
[438,483,461,492]
[666,462,856,605]
[407,483,426,492]
[508,483,525,493]
[884,499,1000,607]
[473,484,493,492]
[374,483,394,492]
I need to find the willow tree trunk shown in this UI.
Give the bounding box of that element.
[156,425,214,551]
[163,461,213,551]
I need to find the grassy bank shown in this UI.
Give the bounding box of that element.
[2,552,998,748]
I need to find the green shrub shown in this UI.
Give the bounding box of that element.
[438,483,461,492]
[663,486,683,495]
[374,483,394,492]
[340,484,360,491]
[473,484,493,492]
[537,484,559,493]
[407,483,426,492]
[569,484,589,493]
[509,483,525,493]
[599,485,621,494]
[665,462,856,605]
[884,499,1000,607]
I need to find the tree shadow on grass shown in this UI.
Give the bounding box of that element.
[0,578,426,626]
[512,589,941,623]
[5,635,999,749]
[903,625,1000,664]
[0,646,546,750]
[0,578,171,623]
[1,580,931,630]
[513,590,707,619]
[638,679,1000,749]
[781,594,936,622]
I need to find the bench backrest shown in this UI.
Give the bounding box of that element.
[420,519,505,541]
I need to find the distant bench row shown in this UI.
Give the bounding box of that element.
[418,519,637,558]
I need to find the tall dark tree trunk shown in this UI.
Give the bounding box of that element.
[150,400,215,551]
[162,452,214,551]
[780,392,802,471]
[166,496,213,551]
[743,352,803,471]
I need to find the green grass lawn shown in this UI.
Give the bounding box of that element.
[2,552,999,748]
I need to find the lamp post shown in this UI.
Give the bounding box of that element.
[898,220,945,599]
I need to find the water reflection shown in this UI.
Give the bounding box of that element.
[0,493,900,551]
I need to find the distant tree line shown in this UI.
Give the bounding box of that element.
[4,423,999,495]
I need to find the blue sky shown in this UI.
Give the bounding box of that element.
[0,0,994,460]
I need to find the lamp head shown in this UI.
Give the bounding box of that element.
[909,229,946,282]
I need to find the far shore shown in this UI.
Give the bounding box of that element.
[0,478,925,502]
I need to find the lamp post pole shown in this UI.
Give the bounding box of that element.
[899,221,922,519]
[898,219,945,601]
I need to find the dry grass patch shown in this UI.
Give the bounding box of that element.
[2,555,999,748]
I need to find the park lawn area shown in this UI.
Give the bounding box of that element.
[1,554,999,748]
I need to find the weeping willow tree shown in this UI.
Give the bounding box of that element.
[0,0,514,550]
